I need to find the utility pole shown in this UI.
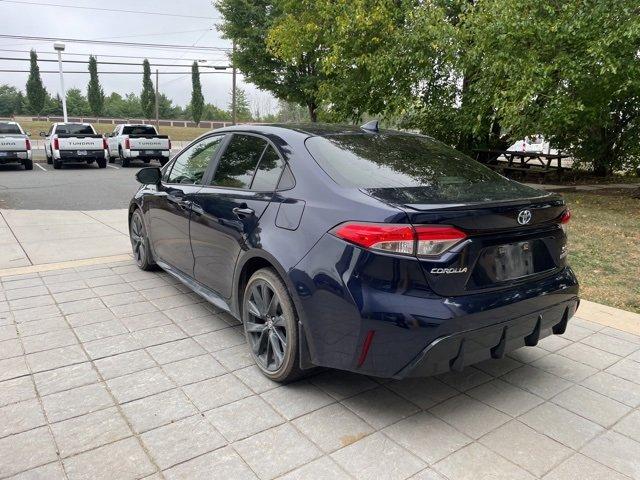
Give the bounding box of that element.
[154,69,160,132]
[231,41,237,125]
[53,42,67,122]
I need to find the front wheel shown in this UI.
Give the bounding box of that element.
[130,209,156,271]
[243,268,303,383]
[97,158,107,168]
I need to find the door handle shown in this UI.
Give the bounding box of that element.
[232,206,255,219]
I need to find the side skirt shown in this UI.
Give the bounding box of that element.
[155,260,237,318]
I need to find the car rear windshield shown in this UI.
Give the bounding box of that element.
[305,133,547,204]
[0,123,22,134]
[122,126,157,135]
[56,124,95,135]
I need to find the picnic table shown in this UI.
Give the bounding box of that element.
[474,149,572,174]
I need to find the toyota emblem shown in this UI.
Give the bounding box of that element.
[517,210,532,225]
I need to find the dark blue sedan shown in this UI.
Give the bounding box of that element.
[128,123,579,382]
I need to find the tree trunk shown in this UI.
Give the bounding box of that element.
[307,102,317,123]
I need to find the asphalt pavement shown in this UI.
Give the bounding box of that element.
[0,160,147,210]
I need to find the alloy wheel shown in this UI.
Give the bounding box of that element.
[244,280,288,372]
[130,213,147,267]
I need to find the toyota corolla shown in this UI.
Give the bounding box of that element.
[128,123,579,382]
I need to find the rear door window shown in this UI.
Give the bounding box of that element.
[251,145,285,191]
[0,123,22,134]
[122,125,157,135]
[305,134,546,203]
[210,134,268,189]
[56,124,95,135]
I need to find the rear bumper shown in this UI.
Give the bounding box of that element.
[56,150,106,162]
[395,297,578,378]
[291,234,579,378]
[0,151,31,163]
[125,149,170,159]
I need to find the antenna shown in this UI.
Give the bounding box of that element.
[360,120,379,133]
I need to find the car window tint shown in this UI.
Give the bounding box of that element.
[56,124,95,135]
[305,134,547,204]
[211,134,267,189]
[0,123,22,134]
[167,136,224,185]
[122,126,157,135]
[251,145,284,191]
[277,164,295,190]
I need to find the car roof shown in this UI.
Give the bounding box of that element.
[211,123,419,139]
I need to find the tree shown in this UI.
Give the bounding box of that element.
[228,88,252,121]
[0,85,23,116]
[190,62,204,124]
[465,0,640,175]
[140,59,155,119]
[65,88,90,116]
[216,0,325,121]
[87,55,105,116]
[25,50,47,116]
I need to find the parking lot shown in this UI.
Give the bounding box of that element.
[2,160,640,480]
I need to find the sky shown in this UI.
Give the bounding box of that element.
[0,0,277,115]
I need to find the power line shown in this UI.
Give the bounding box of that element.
[0,56,230,69]
[0,35,232,52]
[0,48,228,63]
[0,0,220,20]
[0,69,236,75]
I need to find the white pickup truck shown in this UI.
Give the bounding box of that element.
[41,123,108,169]
[0,121,32,170]
[107,124,171,167]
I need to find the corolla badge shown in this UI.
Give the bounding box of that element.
[517,209,532,225]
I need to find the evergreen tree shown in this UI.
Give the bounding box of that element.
[25,50,47,116]
[228,88,252,121]
[140,59,155,119]
[190,62,204,125]
[87,55,105,116]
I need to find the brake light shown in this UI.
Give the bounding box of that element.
[53,137,59,150]
[25,138,31,151]
[559,209,571,234]
[124,137,130,149]
[102,138,108,150]
[332,222,466,257]
[168,139,172,150]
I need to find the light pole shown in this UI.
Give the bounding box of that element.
[53,42,67,122]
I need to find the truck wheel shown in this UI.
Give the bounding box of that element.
[46,151,52,164]
[53,159,62,169]
[108,156,115,163]
[160,158,168,167]
[97,158,107,168]
[122,158,130,167]
[23,159,33,170]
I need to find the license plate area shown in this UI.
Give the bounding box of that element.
[470,239,556,287]
[494,241,534,281]
[144,150,157,155]
[77,150,87,155]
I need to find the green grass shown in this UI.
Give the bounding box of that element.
[18,120,213,142]
[563,191,640,313]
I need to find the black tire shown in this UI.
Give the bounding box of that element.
[46,150,52,165]
[143,159,150,164]
[108,156,115,163]
[23,159,33,170]
[53,159,62,169]
[97,158,107,168]
[243,268,304,383]
[130,209,156,271]
[119,147,130,167]
[159,158,169,167]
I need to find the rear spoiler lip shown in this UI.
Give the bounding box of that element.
[400,193,563,212]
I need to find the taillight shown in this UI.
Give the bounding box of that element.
[53,138,59,150]
[415,226,467,256]
[168,139,172,150]
[25,138,31,150]
[332,222,466,257]
[103,138,108,150]
[124,137,130,149]
[559,209,571,234]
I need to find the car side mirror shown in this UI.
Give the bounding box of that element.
[39,132,46,137]
[26,131,31,137]
[136,167,162,186]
